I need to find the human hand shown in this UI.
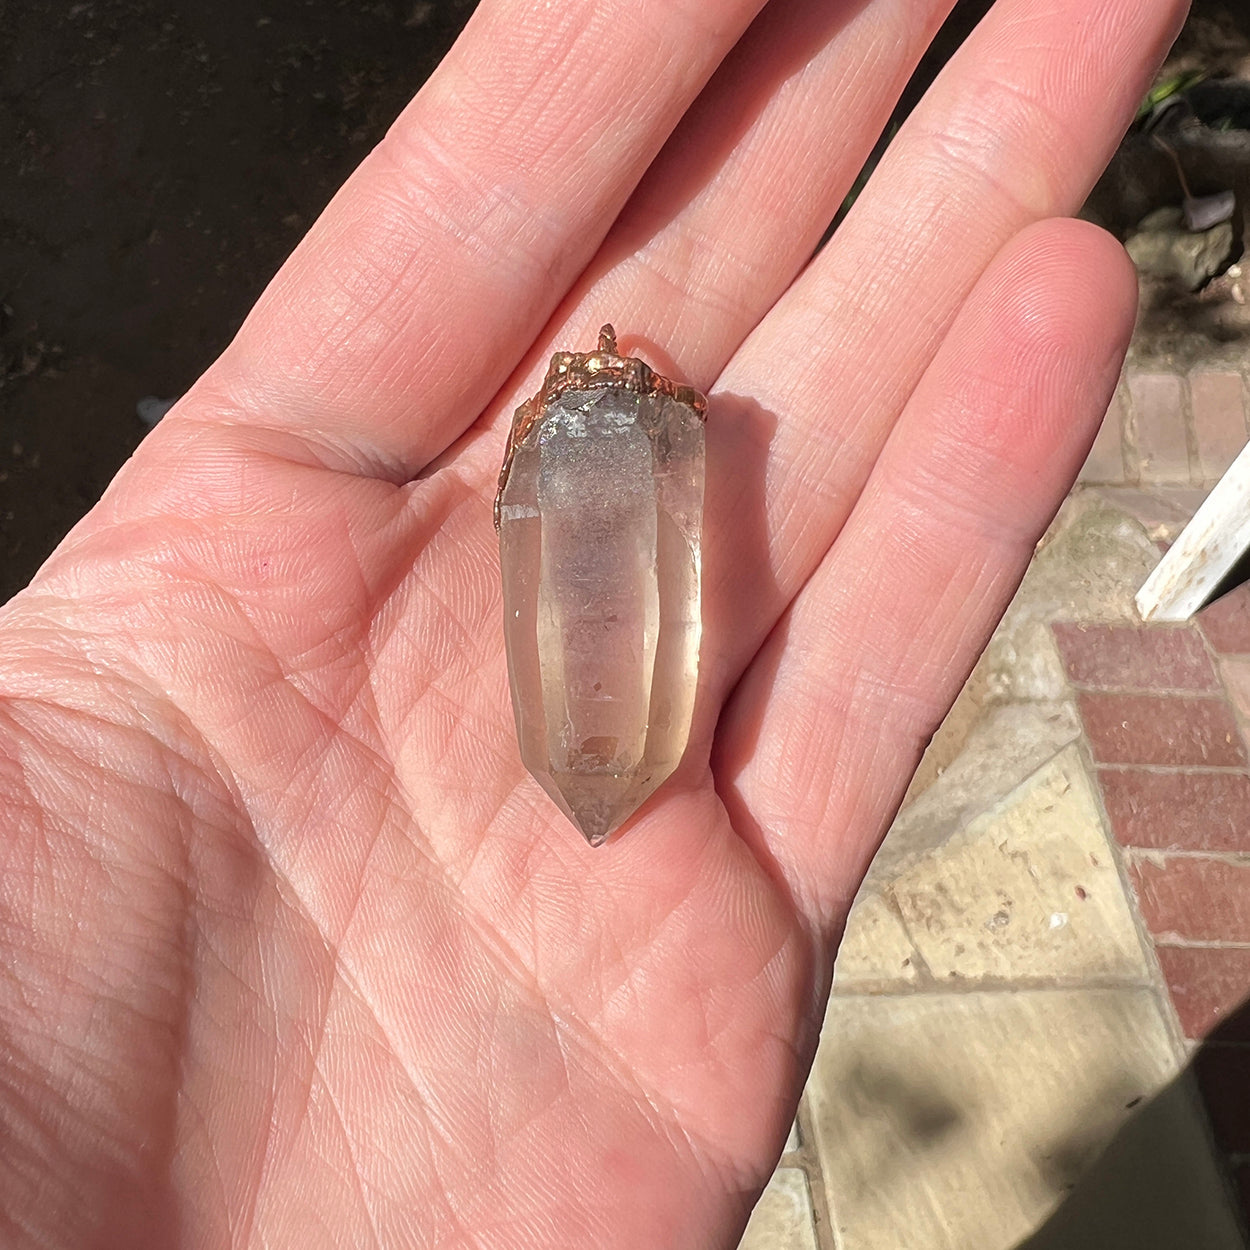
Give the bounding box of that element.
[0,0,1183,1244]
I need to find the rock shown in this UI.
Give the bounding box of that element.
[499,380,705,845]
[1136,205,1185,233]
[1125,219,1235,290]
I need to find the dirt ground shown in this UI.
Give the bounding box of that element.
[2,0,1249,602]
[0,0,472,599]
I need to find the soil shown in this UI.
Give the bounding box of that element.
[3,0,1250,603]
[0,0,473,599]
[1114,2,1250,371]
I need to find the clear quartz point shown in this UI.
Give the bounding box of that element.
[498,385,704,845]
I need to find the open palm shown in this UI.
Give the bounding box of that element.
[0,0,1183,1245]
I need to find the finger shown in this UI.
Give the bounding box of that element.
[351,0,958,839]
[716,218,1138,929]
[464,0,958,419]
[700,0,1184,693]
[187,0,772,478]
[354,0,1172,861]
[422,0,957,482]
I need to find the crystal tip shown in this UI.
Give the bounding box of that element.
[555,789,633,848]
[569,804,619,848]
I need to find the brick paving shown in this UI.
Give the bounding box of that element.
[1131,857,1250,944]
[1053,621,1219,689]
[1078,689,1246,766]
[1192,371,1249,482]
[1203,589,1250,654]
[1059,415,1250,1236]
[1128,371,1191,482]
[1157,946,1250,1042]
[744,363,1250,1249]
[1081,366,1250,490]
[1099,768,1250,852]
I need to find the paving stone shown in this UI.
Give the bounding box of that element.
[986,498,1162,671]
[1190,370,1248,482]
[834,890,921,992]
[738,1168,818,1250]
[1200,584,1250,655]
[1155,946,1250,1041]
[1128,372,1191,483]
[967,499,1156,715]
[871,702,1081,878]
[1225,658,1250,719]
[1078,692,1247,766]
[1194,1044,1250,1154]
[1052,622,1218,691]
[1099,769,1250,852]
[904,661,996,804]
[881,749,1146,983]
[980,618,1070,703]
[1091,486,1207,542]
[1131,856,1250,944]
[808,990,1240,1249]
[1078,391,1126,484]
[1008,1070,1246,1250]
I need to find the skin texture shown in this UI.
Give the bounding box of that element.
[0,0,1187,1245]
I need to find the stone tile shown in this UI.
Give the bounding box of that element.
[1156,946,1250,1041]
[1052,622,1218,691]
[834,891,921,992]
[1190,370,1248,482]
[904,661,995,804]
[881,749,1146,983]
[1091,486,1206,542]
[1129,372,1191,483]
[980,619,1070,703]
[1194,1044,1250,1154]
[1224,657,1250,719]
[738,1168,818,1250]
[1078,391,1126,484]
[785,1120,800,1155]
[1078,692,1247,767]
[1006,1070,1245,1250]
[990,492,1165,635]
[1099,769,1250,852]
[1200,585,1250,655]
[809,990,1241,1249]
[1131,856,1250,943]
[872,703,1081,878]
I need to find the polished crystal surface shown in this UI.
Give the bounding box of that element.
[499,386,704,844]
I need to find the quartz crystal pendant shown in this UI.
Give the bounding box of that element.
[496,326,706,845]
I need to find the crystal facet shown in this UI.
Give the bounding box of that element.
[498,337,705,846]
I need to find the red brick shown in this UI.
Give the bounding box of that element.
[1200,585,1250,655]
[1195,1045,1250,1153]
[1099,769,1250,852]
[1129,372,1190,483]
[1156,946,1250,1040]
[1131,857,1250,943]
[1053,623,1218,691]
[1225,658,1250,720]
[1078,392,1126,483]
[1078,692,1247,766]
[1190,370,1248,482]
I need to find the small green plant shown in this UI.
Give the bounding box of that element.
[1136,69,1208,122]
